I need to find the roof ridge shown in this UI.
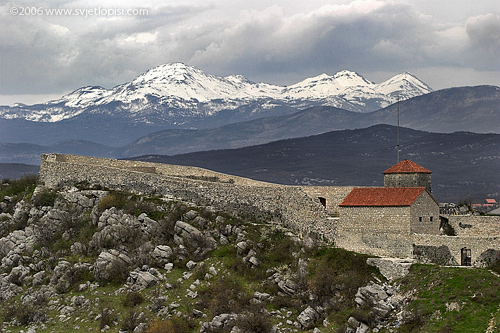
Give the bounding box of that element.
[383,159,431,174]
[339,187,427,207]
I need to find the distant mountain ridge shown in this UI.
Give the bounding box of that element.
[1,85,498,165]
[0,63,431,125]
[120,85,500,156]
[132,124,500,203]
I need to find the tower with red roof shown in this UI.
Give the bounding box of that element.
[383,159,432,192]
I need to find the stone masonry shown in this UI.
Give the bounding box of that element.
[38,154,500,265]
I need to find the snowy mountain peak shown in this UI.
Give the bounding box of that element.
[132,63,201,84]
[333,70,374,87]
[52,86,112,108]
[378,72,432,98]
[0,64,435,124]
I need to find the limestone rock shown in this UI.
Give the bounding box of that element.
[278,279,297,296]
[186,260,197,270]
[183,210,199,221]
[152,245,173,263]
[94,250,132,281]
[366,257,415,281]
[297,306,320,329]
[174,221,216,250]
[0,276,22,302]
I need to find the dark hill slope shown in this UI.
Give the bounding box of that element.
[134,125,500,202]
[122,85,500,157]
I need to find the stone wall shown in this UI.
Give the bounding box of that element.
[447,215,500,237]
[410,191,440,234]
[384,173,431,192]
[39,154,336,242]
[336,206,413,258]
[302,186,355,216]
[412,234,500,265]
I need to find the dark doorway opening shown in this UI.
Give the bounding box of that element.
[318,197,327,208]
[461,247,471,266]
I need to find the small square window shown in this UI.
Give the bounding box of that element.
[419,216,422,222]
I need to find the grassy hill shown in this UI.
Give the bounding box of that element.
[1,177,500,332]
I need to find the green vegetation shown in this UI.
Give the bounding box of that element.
[2,180,500,332]
[0,175,38,210]
[399,264,500,332]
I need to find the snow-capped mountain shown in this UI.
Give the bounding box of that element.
[0,63,432,124]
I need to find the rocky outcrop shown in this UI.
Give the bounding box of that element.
[94,250,132,281]
[297,306,320,329]
[366,258,415,281]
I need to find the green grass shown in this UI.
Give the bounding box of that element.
[399,264,500,332]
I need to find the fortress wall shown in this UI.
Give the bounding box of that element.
[39,154,336,242]
[302,186,356,216]
[336,206,413,258]
[447,216,500,237]
[42,153,500,263]
[43,154,274,187]
[412,234,500,264]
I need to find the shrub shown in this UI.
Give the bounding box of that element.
[3,302,47,325]
[0,175,37,199]
[98,191,128,211]
[146,317,191,333]
[123,291,145,308]
[235,310,273,333]
[198,275,251,316]
[121,310,143,332]
[307,247,379,304]
[99,305,117,330]
[32,188,58,207]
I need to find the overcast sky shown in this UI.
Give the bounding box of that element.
[0,0,499,105]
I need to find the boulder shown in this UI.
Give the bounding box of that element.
[174,221,216,250]
[278,279,297,296]
[297,306,320,329]
[128,271,158,290]
[186,260,197,270]
[366,258,415,281]
[152,245,173,263]
[183,210,199,221]
[0,276,22,302]
[7,265,30,285]
[94,250,132,281]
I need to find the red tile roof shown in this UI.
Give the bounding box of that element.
[339,187,427,207]
[486,199,497,204]
[383,160,431,174]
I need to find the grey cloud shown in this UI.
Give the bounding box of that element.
[465,14,500,70]
[0,0,499,97]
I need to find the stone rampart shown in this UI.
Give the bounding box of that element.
[302,186,355,216]
[38,154,500,265]
[412,234,500,265]
[39,154,336,242]
[447,215,500,237]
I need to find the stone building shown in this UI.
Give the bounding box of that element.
[338,187,440,257]
[336,160,439,257]
[383,159,432,192]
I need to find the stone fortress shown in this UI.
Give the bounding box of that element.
[39,153,500,266]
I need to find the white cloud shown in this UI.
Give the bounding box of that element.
[0,0,499,101]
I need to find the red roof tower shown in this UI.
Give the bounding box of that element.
[383,160,432,192]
